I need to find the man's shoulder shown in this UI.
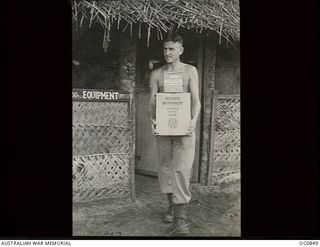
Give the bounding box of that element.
[151,66,165,76]
[182,63,197,72]
[182,63,198,75]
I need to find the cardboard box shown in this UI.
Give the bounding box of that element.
[156,93,191,136]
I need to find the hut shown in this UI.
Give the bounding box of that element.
[72,0,240,202]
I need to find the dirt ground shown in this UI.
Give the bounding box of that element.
[73,174,240,237]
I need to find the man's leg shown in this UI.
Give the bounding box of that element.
[162,193,174,223]
[156,136,174,222]
[171,134,195,204]
[173,203,189,235]
[156,136,173,194]
[171,134,196,235]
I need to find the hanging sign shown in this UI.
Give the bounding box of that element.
[72,89,130,101]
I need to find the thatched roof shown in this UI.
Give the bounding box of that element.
[72,0,240,51]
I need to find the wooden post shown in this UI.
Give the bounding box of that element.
[199,32,217,185]
[119,32,137,201]
[207,91,217,186]
[129,91,136,202]
[119,32,137,92]
[191,33,205,183]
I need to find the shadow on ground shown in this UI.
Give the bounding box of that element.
[73,174,240,237]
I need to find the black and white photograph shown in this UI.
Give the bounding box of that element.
[1,0,318,241]
[71,0,240,237]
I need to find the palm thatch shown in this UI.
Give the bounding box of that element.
[72,0,240,51]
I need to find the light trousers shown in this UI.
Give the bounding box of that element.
[156,134,195,204]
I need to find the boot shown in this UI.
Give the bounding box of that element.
[162,193,174,223]
[172,203,190,236]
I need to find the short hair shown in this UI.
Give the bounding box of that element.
[164,33,184,46]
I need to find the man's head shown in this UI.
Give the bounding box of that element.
[163,33,184,64]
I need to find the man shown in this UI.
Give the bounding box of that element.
[148,33,201,235]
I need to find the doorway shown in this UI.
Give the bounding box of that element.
[135,30,203,183]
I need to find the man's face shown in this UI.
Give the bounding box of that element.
[163,41,183,64]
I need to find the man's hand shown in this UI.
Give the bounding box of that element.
[151,119,159,135]
[188,118,197,135]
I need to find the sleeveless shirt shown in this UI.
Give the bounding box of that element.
[158,66,190,93]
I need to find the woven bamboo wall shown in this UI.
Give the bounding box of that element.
[73,98,134,202]
[209,95,240,185]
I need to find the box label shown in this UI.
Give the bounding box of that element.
[156,93,191,136]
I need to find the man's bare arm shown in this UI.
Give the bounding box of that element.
[148,70,158,120]
[188,66,201,133]
[148,70,159,134]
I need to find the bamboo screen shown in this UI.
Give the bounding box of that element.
[72,90,135,202]
[210,95,240,185]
